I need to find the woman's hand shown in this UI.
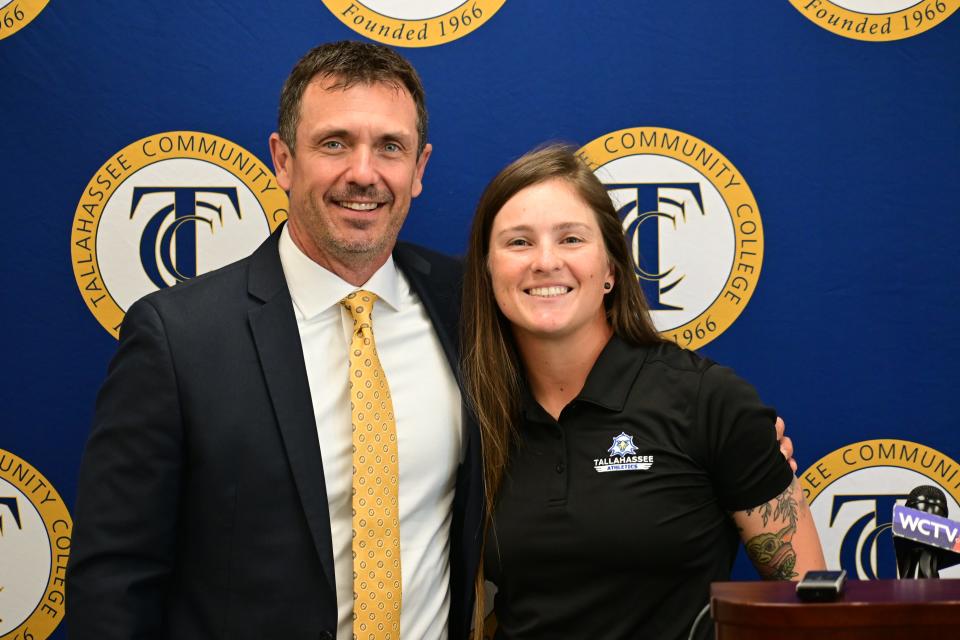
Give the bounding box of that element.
[775,417,797,473]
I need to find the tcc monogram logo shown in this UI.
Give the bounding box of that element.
[605,182,704,311]
[130,187,242,289]
[74,132,287,338]
[580,127,763,348]
[829,494,907,579]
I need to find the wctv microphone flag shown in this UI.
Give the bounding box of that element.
[892,504,960,571]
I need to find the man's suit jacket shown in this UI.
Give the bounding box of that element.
[66,230,483,640]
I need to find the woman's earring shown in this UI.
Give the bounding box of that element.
[603,282,612,291]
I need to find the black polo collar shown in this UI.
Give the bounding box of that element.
[521,334,652,420]
[577,334,652,410]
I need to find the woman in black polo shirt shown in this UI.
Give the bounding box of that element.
[462,145,824,639]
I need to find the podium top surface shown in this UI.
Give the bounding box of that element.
[711,579,960,628]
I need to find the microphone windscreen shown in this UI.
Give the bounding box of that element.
[905,485,948,517]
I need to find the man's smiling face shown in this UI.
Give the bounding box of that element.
[271,75,431,277]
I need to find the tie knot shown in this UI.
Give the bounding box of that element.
[341,290,378,328]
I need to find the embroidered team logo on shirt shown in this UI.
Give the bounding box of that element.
[594,432,654,473]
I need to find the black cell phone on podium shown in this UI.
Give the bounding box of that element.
[795,569,847,602]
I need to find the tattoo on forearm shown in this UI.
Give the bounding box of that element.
[744,478,800,580]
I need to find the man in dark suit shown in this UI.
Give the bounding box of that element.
[67,41,482,640]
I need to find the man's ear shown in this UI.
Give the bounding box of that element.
[411,143,432,198]
[269,132,293,191]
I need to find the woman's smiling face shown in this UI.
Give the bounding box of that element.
[487,178,614,343]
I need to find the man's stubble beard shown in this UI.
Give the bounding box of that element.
[299,189,406,265]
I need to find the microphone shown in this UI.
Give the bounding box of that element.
[892,485,960,579]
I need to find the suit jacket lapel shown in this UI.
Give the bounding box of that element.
[393,243,460,372]
[246,231,337,593]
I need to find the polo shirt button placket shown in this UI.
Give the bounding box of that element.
[550,419,569,503]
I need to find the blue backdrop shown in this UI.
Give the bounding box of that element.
[1,2,958,638]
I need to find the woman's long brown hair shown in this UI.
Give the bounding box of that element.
[462,144,664,636]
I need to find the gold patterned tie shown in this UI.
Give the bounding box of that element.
[341,290,402,640]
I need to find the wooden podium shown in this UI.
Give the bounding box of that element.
[711,579,960,639]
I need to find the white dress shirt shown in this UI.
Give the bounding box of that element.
[279,226,462,640]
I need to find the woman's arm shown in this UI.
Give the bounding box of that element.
[732,477,826,580]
